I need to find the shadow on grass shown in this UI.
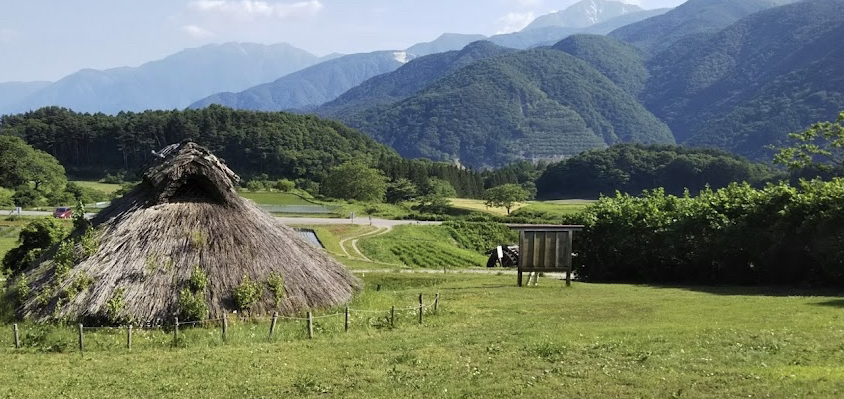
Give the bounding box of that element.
[812,299,844,308]
[645,284,844,299]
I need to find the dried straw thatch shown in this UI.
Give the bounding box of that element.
[14,141,361,325]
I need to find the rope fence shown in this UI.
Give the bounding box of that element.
[7,293,441,354]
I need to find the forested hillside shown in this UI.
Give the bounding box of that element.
[609,0,796,56]
[190,51,413,112]
[642,0,844,159]
[536,144,778,198]
[342,48,673,168]
[552,34,647,96]
[316,41,516,119]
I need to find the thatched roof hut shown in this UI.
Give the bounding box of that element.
[14,141,361,325]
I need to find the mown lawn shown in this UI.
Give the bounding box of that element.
[1,271,843,398]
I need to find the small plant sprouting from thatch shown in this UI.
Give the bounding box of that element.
[53,241,75,279]
[79,228,100,258]
[64,273,93,302]
[233,274,261,312]
[12,275,30,305]
[188,229,208,249]
[267,273,285,308]
[105,288,125,324]
[179,265,209,321]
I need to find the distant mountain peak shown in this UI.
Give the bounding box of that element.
[525,0,643,31]
[393,51,411,63]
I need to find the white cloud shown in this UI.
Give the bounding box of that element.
[187,0,323,20]
[182,25,215,39]
[496,12,536,34]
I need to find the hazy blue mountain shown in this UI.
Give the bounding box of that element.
[0,81,51,113]
[552,34,648,96]
[641,0,844,159]
[3,42,322,115]
[524,0,643,30]
[406,33,489,57]
[316,41,516,119]
[190,51,414,112]
[610,0,799,56]
[342,48,674,168]
[490,7,670,49]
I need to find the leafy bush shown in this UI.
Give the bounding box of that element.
[233,275,262,311]
[570,179,844,286]
[2,218,67,275]
[179,289,209,322]
[267,273,285,308]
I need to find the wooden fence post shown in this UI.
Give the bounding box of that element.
[419,293,424,324]
[344,306,349,332]
[434,293,439,313]
[127,325,132,350]
[390,306,395,328]
[222,313,228,343]
[78,324,84,355]
[13,324,20,349]
[269,312,278,339]
[173,317,179,345]
[307,311,314,339]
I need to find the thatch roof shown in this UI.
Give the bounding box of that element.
[13,141,361,325]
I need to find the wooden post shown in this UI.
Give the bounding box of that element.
[344,306,349,332]
[127,325,132,350]
[566,230,573,287]
[222,313,228,343]
[390,306,395,328]
[434,293,439,314]
[269,312,278,339]
[13,324,20,349]
[173,317,179,345]
[78,324,84,355]
[307,311,314,339]
[419,293,424,324]
[517,269,524,287]
[376,284,381,292]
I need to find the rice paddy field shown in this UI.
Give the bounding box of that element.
[357,225,487,269]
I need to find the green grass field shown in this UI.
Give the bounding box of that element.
[2,271,844,398]
[357,225,487,269]
[448,198,516,215]
[449,198,593,218]
[69,181,122,195]
[240,192,317,205]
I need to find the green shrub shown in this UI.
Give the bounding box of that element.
[2,218,67,276]
[179,289,209,322]
[189,265,208,292]
[267,273,285,308]
[233,275,261,311]
[105,288,126,324]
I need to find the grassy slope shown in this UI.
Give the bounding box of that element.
[1,272,843,398]
[69,181,122,195]
[357,225,487,269]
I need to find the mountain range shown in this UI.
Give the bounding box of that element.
[3,0,844,171]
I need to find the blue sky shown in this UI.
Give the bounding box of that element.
[0,0,684,82]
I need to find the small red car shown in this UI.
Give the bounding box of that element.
[53,207,73,219]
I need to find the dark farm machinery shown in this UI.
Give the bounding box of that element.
[485,245,519,268]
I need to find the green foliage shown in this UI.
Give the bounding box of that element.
[357,225,487,268]
[64,273,93,301]
[12,274,30,303]
[232,275,262,311]
[266,273,285,308]
[189,265,208,293]
[483,184,528,215]
[273,179,295,192]
[105,288,125,324]
[537,144,779,199]
[0,187,13,207]
[569,178,844,286]
[245,180,265,192]
[179,289,209,322]
[11,186,42,208]
[0,135,67,196]
[775,111,844,174]
[385,178,418,204]
[78,227,100,258]
[322,161,387,202]
[52,240,75,279]
[2,218,67,276]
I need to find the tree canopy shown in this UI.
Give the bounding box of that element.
[483,184,529,215]
[0,135,67,196]
[321,161,387,202]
